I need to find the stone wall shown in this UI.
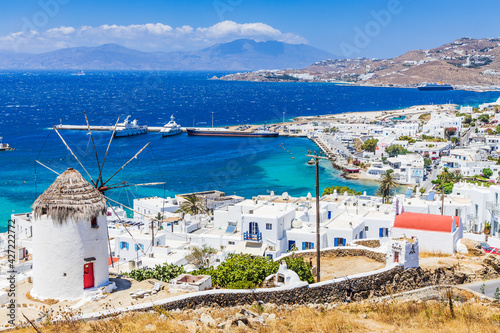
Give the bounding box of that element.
[278,247,386,263]
[81,253,500,320]
[116,264,478,314]
[352,239,381,248]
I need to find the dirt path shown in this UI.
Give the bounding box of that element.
[320,256,386,280]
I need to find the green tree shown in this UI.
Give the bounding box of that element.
[385,144,408,157]
[450,137,459,144]
[463,114,472,124]
[424,158,432,167]
[479,114,490,123]
[193,253,314,288]
[322,185,362,196]
[361,138,378,153]
[377,169,398,203]
[398,135,416,144]
[483,168,493,179]
[432,168,463,194]
[124,263,186,282]
[185,244,218,269]
[176,194,207,216]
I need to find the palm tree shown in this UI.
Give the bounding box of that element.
[377,169,398,203]
[176,194,207,216]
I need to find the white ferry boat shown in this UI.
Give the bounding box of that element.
[160,115,182,137]
[114,116,148,137]
[0,137,14,151]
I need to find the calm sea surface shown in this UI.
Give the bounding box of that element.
[1,70,499,232]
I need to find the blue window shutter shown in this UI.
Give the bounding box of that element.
[120,242,123,250]
[379,228,383,237]
[342,239,346,246]
[140,244,144,250]
[311,242,314,249]
[328,211,332,219]
[334,238,338,246]
[302,242,306,250]
[126,242,129,250]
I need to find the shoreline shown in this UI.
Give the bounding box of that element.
[216,76,500,93]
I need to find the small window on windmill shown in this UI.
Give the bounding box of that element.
[91,217,98,228]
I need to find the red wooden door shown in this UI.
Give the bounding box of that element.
[394,252,399,263]
[84,263,95,289]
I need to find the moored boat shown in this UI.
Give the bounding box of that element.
[114,116,148,137]
[160,115,182,137]
[0,137,14,151]
[417,82,454,91]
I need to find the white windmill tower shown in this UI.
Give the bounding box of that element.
[31,113,165,300]
[31,168,109,300]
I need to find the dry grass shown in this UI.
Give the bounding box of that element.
[419,251,451,258]
[26,291,58,305]
[10,299,500,332]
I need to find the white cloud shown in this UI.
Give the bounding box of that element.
[0,21,307,53]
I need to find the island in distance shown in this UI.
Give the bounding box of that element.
[220,37,500,90]
[0,39,335,71]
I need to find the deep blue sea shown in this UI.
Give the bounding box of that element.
[1,70,500,232]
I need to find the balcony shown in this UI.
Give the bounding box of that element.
[467,214,478,222]
[243,231,262,243]
[486,201,500,213]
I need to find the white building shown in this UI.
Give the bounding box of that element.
[133,196,179,220]
[386,237,419,269]
[31,168,109,301]
[441,148,497,177]
[421,113,462,139]
[391,212,463,254]
[386,154,425,184]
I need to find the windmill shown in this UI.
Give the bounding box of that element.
[35,112,166,267]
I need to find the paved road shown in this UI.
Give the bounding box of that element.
[420,165,439,192]
[462,276,500,299]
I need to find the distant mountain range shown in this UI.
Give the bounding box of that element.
[220,37,500,89]
[0,39,335,71]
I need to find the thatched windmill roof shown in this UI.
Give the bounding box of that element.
[32,168,107,224]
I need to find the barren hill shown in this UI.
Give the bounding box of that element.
[220,37,500,89]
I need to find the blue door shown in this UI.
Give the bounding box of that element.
[328,211,332,219]
[288,240,296,251]
[249,222,259,234]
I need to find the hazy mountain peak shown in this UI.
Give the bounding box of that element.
[0,39,334,71]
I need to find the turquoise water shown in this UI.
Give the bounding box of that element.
[1,70,500,232]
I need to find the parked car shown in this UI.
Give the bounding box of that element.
[483,247,500,255]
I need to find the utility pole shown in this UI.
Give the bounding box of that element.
[306,150,329,282]
[441,180,445,215]
[151,218,155,257]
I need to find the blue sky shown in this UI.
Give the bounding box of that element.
[0,0,499,57]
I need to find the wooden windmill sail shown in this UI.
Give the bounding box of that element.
[36,112,166,266]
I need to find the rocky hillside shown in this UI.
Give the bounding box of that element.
[219,37,500,89]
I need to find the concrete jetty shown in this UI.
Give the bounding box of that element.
[54,124,184,132]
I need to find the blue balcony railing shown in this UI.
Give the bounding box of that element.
[243,231,262,242]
